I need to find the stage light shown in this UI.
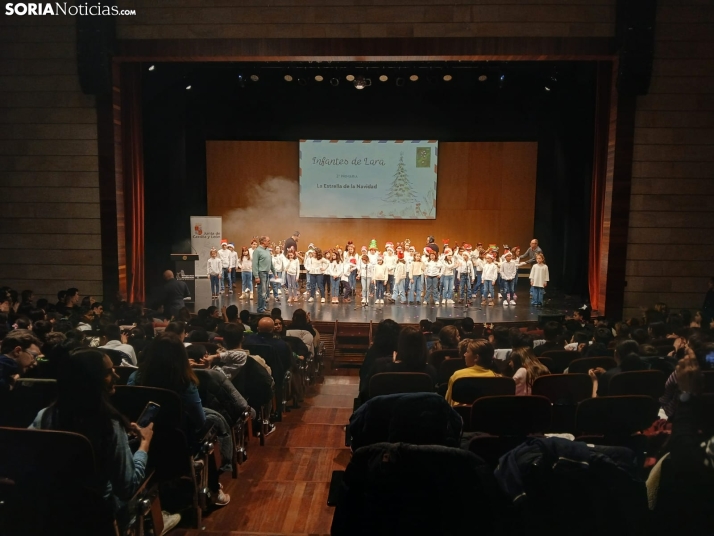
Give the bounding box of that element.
[148,64,155,71]
[379,74,388,82]
[330,78,339,86]
[185,84,192,90]
[409,74,418,82]
[298,78,307,86]
[478,74,487,82]
[498,74,505,88]
[237,74,246,88]
[544,86,551,92]
[250,74,259,82]
[396,77,405,87]
[353,76,371,90]
[284,74,293,82]
[315,75,324,82]
[443,74,452,81]
[346,74,355,82]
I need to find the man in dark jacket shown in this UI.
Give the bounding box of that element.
[154,270,190,319]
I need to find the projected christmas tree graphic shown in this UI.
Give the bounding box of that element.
[384,153,418,204]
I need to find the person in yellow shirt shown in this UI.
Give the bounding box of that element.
[445,339,498,405]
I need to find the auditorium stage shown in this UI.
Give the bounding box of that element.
[189,278,575,324]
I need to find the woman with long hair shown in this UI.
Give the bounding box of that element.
[30,348,156,530]
[359,319,401,393]
[431,325,461,353]
[505,346,550,395]
[128,332,230,506]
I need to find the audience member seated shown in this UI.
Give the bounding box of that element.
[244,317,294,375]
[430,325,460,354]
[445,339,498,405]
[359,326,437,402]
[98,325,137,365]
[164,321,188,344]
[128,332,230,506]
[359,318,400,394]
[126,327,148,358]
[533,321,564,356]
[285,308,316,356]
[503,346,550,395]
[0,329,41,394]
[273,317,286,337]
[239,309,253,333]
[29,348,164,532]
[459,317,479,339]
[583,327,614,358]
[588,339,649,397]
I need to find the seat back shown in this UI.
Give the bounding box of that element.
[567,357,617,374]
[101,347,132,366]
[0,426,115,535]
[608,370,666,399]
[112,386,187,480]
[703,371,714,393]
[334,321,372,366]
[245,343,284,385]
[285,330,314,356]
[576,395,659,436]
[536,356,555,373]
[451,376,515,405]
[368,372,434,399]
[437,358,466,385]
[427,349,459,369]
[532,374,592,404]
[114,366,137,386]
[0,378,58,428]
[470,395,551,435]
[540,350,580,374]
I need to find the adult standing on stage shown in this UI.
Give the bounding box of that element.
[253,236,275,314]
[519,239,543,265]
[284,231,300,255]
[426,235,439,255]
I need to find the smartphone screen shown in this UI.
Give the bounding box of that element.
[706,352,714,367]
[137,401,161,428]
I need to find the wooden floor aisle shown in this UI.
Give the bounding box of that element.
[176,374,357,536]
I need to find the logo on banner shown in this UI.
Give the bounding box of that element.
[194,224,203,236]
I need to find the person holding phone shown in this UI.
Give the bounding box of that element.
[29,348,161,532]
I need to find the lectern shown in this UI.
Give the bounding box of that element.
[171,253,199,304]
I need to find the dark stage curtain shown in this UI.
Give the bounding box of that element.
[121,64,146,303]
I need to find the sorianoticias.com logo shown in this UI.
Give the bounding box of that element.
[5,3,136,15]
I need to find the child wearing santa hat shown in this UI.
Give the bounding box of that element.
[410,251,424,305]
[218,239,232,295]
[383,242,397,301]
[457,251,475,304]
[341,255,356,303]
[424,249,442,306]
[228,243,238,294]
[239,246,253,300]
[439,248,456,305]
[499,250,520,306]
[284,249,301,303]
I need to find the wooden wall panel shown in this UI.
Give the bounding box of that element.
[206,141,536,251]
[0,16,102,302]
[624,1,714,320]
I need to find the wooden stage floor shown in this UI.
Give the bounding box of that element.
[175,375,357,536]
[189,278,570,325]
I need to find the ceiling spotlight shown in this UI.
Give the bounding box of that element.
[478,74,487,82]
[237,74,246,88]
[409,74,419,82]
[396,77,405,87]
[297,78,307,86]
[379,74,388,82]
[353,76,371,90]
[498,74,505,88]
[330,77,339,86]
[315,75,324,82]
[443,74,452,82]
[250,74,259,82]
[544,86,551,92]
[185,85,192,90]
[346,74,355,82]
[148,64,155,71]
[284,74,293,82]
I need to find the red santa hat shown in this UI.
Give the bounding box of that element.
[442,238,450,245]
[361,245,368,253]
[385,242,394,251]
[221,239,228,246]
[444,247,452,256]
[464,243,473,251]
[377,254,384,261]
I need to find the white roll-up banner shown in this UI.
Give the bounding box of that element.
[190,216,222,276]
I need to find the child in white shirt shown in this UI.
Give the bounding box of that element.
[373,255,389,304]
[424,251,442,306]
[239,246,253,299]
[284,250,300,303]
[358,254,374,305]
[457,252,474,303]
[328,253,342,304]
[529,253,549,307]
[207,248,222,299]
[481,254,499,306]
[393,255,408,304]
[499,251,521,306]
